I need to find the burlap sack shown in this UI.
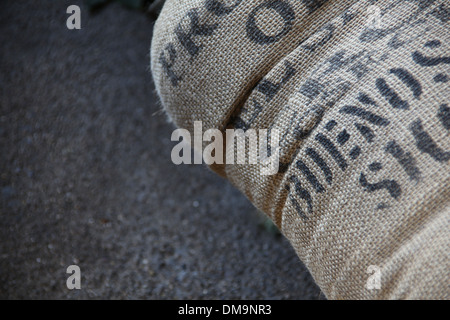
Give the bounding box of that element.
[151,0,449,299]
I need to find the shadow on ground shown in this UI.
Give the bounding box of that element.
[0,0,322,299]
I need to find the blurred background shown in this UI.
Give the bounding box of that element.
[0,0,322,299]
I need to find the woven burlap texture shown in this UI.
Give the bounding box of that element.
[151,0,449,299]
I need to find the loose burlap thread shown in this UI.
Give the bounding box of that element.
[151,0,449,299]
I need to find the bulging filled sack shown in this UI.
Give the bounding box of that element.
[151,0,449,299]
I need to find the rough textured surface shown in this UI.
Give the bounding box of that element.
[151,0,450,299]
[0,0,321,299]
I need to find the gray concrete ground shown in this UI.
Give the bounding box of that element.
[0,0,322,299]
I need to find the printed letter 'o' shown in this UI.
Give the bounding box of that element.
[246,1,295,45]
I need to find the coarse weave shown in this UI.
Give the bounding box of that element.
[151,0,449,299]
